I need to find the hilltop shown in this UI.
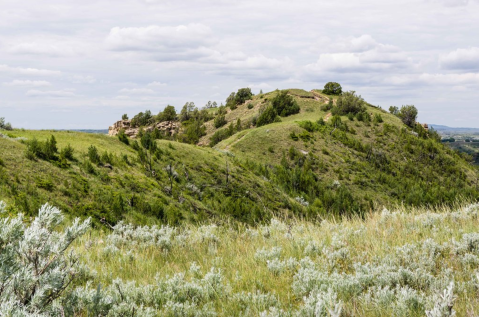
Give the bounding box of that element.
[0,86,478,225]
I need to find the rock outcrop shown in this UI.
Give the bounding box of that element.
[108,120,180,138]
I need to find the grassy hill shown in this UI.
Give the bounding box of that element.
[0,129,296,226]
[203,89,479,212]
[0,88,478,225]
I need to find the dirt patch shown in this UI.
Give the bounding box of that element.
[324,112,332,122]
[311,90,336,105]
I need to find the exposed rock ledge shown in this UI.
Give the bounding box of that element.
[108,120,180,138]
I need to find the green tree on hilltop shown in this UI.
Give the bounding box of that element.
[157,105,177,122]
[398,105,418,127]
[323,82,342,95]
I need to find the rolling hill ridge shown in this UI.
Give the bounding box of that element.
[1,87,478,225]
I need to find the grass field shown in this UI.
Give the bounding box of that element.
[72,202,479,315]
[4,200,479,316]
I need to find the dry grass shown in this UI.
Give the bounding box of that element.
[75,202,479,315]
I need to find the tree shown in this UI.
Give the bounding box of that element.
[234,88,253,105]
[271,90,300,117]
[336,91,365,115]
[165,163,178,195]
[131,110,153,127]
[0,117,13,130]
[158,105,177,122]
[122,114,129,120]
[389,106,399,115]
[181,120,206,144]
[180,102,196,122]
[226,92,236,109]
[323,82,342,95]
[138,131,158,176]
[398,105,418,127]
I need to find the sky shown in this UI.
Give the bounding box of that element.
[1,0,479,129]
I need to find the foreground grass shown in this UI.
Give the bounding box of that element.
[74,203,479,316]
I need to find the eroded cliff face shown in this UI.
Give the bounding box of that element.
[108,120,180,138]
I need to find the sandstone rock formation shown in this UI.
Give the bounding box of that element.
[108,120,180,138]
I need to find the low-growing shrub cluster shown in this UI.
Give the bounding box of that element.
[3,202,479,315]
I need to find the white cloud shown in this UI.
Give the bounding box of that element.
[440,47,479,70]
[146,81,167,87]
[248,82,272,90]
[389,72,479,86]
[9,41,79,57]
[26,89,76,98]
[106,24,215,52]
[4,80,51,87]
[306,36,409,74]
[431,0,478,7]
[2,0,479,128]
[119,88,155,95]
[70,75,96,84]
[0,64,61,76]
[214,55,295,80]
[325,35,384,53]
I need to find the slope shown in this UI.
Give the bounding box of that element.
[0,130,296,226]
[1,87,478,225]
[202,88,479,214]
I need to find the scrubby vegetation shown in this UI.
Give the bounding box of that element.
[0,117,13,131]
[3,201,479,316]
[1,85,478,227]
[1,83,479,315]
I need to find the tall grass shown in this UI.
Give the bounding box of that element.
[71,203,479,316]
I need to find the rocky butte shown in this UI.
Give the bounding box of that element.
[108,119,180,139]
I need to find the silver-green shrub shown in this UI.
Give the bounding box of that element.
[0,203,91,315]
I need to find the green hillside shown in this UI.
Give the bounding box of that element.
[203,88,479,212]
[0,87,478,225]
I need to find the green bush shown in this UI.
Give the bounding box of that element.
[60,144,75,160]
[373,113,384,123]
[179,119,206,144]
[88,145,101,164]
[320,104,332,111]
[271,90,300,117]
[83,160,96,174]
[36,178,55,191]
[214,115,227,128]
[247,103,254,109]
[24,135,58,161]
[131,110,153,127]
[101,151,113,165]
[256,106,278,127]
[336,91,365,115]
[290,131,299,141]
[118,129,129,145]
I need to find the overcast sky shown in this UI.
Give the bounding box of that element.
[1,0,478,129]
